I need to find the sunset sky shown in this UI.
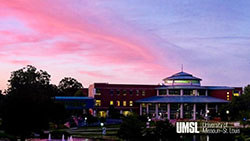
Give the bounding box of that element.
[0,0,250,90]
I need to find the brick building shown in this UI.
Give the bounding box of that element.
[87,71,242,120]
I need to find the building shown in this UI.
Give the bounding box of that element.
[136,71,242,120]
[88,83,158,117]
[88,71,242,120]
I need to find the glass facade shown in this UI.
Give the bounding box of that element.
[158,104,168,118]
[170,104,180,119]
[183,104,193,119]
[196,104,206,119]
[159,89,167,95]
[169,89,180,95]
[149,103,156,117]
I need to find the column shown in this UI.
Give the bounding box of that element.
[180,89,183,96]
[195,90,198,96]
[93,110,96,117]
[193,104,196,120]
[215,104,218,113]
[205,103,208,120]
[205,90,208,96]
[106,110,109,117]
[180,104,183,119]
[139,104,142,116]
[167,89,169,96]
[155,104,159,118]
[146,104,149,115]
[167,104,170,120]
[156,89,159,96]
[205,104,208,113]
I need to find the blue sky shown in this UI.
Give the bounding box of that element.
[0,0,249,90]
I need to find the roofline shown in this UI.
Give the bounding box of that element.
[163,78,202,81]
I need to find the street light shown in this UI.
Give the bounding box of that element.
[146,117,151,128]
[100,122,106,136]
[226,110,230,121]
[84,117,87,126]
[205,110,209,121]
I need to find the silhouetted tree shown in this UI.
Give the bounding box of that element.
[0,90,4,118]
[2,65,67,140]
[220,85,250,121]
[74,89,87,96]
[58,77,83,96]
[118,115,145,141]
[154,119,179,141]
[108,105,121,119]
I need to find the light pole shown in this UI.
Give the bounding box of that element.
[226,110,230,121]
[84,117,87,126]
[146,117,151,128]
[205,110,209,121]
[101,122,106,136]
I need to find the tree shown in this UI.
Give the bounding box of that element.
[154,120,179,141]
[244,84,250,95]
[219,85,250,121]
[0,90,4,118]
[58,77,83,96]
[2,65,66,140]
[108,105,121,119]
[118,115,145,141]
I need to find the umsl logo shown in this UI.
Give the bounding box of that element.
[176,122,200,133]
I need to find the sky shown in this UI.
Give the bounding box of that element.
[0,0,250,90]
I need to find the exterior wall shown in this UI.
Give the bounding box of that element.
[209,88,243,101]
[88,84,95,98]
[209,90,233,101]
[91,83,158,114]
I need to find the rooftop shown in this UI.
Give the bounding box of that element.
[156,85,234,90]
[163,71,202,81]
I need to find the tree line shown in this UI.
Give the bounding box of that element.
[0,65,84,139]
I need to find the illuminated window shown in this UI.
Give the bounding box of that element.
[99,111,106,117]
[175,80,191,83]
[123,101,127,106]
[95,88,101,95]
[123,90,127,96]
[95,100,101,106]
[233,93,239,96]
[142,90,145,96]
[110,101,114,106]
[226,91,230,100]
[142,103,146,107]
[136,90,139,96]
[123,111,131,116]
[129,101,133,106]
[116,101,120,106]
[165,80,173,84]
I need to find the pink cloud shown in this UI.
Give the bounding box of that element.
[79,70,113,79]
[9,60,30,65]
[0,0,177,89]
